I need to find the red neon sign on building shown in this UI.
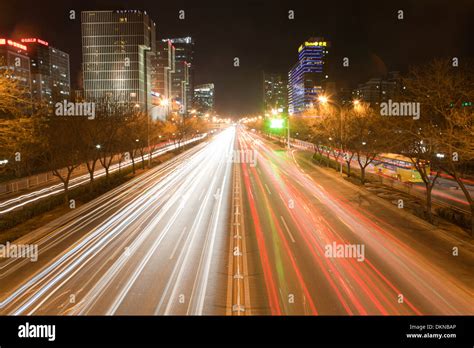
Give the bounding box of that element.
[0,39,27,51]
[20,38,49,46]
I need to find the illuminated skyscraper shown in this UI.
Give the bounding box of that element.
[81,10,156,111]
[164,37,194,114]
[151,40,175,102]
[288,38,330,115]
[0,38,31,91]
[193,83,214,114]
[150,40,175,120]
[263,72,287,114]
[20,38,70,106]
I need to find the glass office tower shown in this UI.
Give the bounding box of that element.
[288,38,330,115]
[81,10,156,111]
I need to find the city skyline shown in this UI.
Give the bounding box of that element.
[0,0,472,116]
[0,0,472,343]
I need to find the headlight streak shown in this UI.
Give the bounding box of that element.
[0,136,206,215]
[0,128,236,316]
[238,128,473,315]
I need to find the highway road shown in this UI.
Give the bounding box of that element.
[237,128,474,315]
[0,128,234,315]
[0,125,472,316]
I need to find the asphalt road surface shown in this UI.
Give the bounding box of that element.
[237,128,473,315]
[0,126,472,315]
[0,128,234,315]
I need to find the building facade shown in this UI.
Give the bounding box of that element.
[263,72,287,114]
[288,38,330,115]
[353,72,403,106]
[150,39,175,120]
[164,37,194,114]
[151,40,175,102]
[193,83,214,114]
[20,38,70,106]
[81,10,156,111]
[0,38,31,91]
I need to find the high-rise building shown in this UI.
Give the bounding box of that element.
[353,71,404,105]
[150,40,175,120]
[164,37,194,114]
[20,38,70,106]
[81,10,156,111]
[151,41,175,105]
[288,38,330,115]
[263,72,287,114]
[0,38,31,91]
[193,83,214,114]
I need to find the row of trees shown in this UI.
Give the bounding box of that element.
[252,59,474,234]
[0,72,209,202]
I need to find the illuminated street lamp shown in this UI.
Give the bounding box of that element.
[318,95,328,104]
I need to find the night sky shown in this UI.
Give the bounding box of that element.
[1,0,472,116]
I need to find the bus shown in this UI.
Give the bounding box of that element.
[373,153,429,183]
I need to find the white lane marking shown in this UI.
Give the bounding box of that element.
[279,192,285,203]
[161,130,235,315]
[193,136,233,314]
[169,226,188,260]
[264,183,271,195]
[280,215,296,243]
[198,188,206,201]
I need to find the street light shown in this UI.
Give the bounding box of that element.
[318,95,329,104]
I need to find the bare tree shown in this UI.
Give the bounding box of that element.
[404,59,474,234]
[41,117,85,205]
